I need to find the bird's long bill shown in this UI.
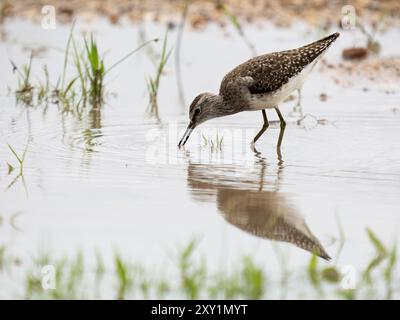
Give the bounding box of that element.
[178,122,195,147]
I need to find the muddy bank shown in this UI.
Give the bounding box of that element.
[321,56,400,91]
[1,0,400,28]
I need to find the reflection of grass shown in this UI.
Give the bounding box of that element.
[5,141,29,195]
[0,228,399,299]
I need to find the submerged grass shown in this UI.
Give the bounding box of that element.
[5,140,30,194]
[0,228,399,299]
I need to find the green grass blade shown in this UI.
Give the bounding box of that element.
[7,143,23,164]
[61,19,76,91]
[308,253,319,287]
[366,228,387,255]
[106,38,158,74]
[64,77,78,95]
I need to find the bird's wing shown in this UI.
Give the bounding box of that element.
[220,32,339,96]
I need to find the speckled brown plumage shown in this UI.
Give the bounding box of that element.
[219,32,339,98]
[178,32,339,147]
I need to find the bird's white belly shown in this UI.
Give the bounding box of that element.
[248,58,319,111]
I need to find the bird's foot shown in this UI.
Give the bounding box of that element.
[250,142,262,156]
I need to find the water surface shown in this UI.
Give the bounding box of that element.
[1,19,400,297]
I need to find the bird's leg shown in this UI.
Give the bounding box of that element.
[275,107,286,150]
[251,110,269,146]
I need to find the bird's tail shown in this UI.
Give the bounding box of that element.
[304,32,340,52]
[294,32,339,63]
[317,32,340,46]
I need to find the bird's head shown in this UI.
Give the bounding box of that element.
[178,92,221,147]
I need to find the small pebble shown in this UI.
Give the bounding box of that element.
[319,93,328,102]
[342,47,368,60]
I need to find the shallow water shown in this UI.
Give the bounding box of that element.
[0,19,400,297]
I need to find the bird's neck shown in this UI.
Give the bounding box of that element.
[211,94,241,117]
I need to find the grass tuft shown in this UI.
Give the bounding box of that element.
[177,238,206,299]
[12,52,34,106]
[201,132,224,152]
[10,23,156,118]
[146,31,172,120]
[2,228,400,299]
[83,35,105,107]
[115,253,133,299]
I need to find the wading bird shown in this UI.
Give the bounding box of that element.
[178,32,339,149]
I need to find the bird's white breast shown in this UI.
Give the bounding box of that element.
[248,56,321,111]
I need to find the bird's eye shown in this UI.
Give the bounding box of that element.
[194,108,201,115]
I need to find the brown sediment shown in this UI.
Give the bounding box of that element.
[1,0,400,28]
[320,56,400,90]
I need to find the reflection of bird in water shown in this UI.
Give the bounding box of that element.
[187,158,330,260]
[217,188,330,260]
